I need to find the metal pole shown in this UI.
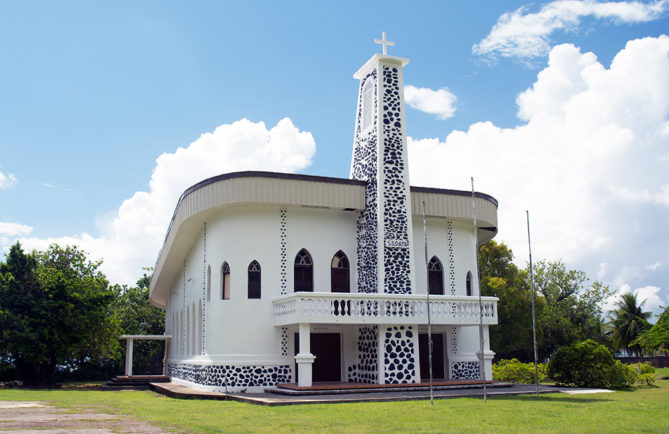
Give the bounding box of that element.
[526,210,540,399]
[422,201,434,405]
[471,177,487,402]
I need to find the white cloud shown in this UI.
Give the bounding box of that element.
[410,36,669,315]
[610,185,669,206]
[14,118,315,285]
[404,85,457,119]
[0,171,18,190]
[604,284,667,318]
[474,0,668,61]
[43,183,54,188]
[0,222,33,249]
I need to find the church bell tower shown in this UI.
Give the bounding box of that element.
[350,33,416,296]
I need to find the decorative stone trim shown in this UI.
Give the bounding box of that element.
[280,327,288,356]
[381,64,411,295]
[280,209,287,295]
[450,360,480,380]
[348,325,378,383]
[202,221,207,355]
[382,325,417,384]
[167,362,291,389]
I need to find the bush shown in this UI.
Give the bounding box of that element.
[628,362,656,386]
[492,358,547,383]
[548,339,637,388]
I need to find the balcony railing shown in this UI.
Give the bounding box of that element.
[272,292,498,326]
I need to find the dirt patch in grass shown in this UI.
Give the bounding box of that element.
[0,400,165,433]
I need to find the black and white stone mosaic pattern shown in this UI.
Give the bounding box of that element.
[348,326,378,384]
[280,327,288,356]
[167,362,292,388]
[382,325,416,384]
[450,361,480,380]
[202,222,207,355]
[352,71,379,294]
[447,221,456,296]
[280,209,287,295]
[381,64,412,295]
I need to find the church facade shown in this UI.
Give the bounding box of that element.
[149,47,499,392]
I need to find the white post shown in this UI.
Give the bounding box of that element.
[295,323,315,387]
[125,338,134,377]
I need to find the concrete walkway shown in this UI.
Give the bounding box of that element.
[150,382,606,406]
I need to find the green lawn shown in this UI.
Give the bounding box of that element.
[1,370,668,433]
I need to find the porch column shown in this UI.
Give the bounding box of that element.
[124,338,134,377]
[295,323,315,387]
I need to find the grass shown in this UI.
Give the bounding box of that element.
[0,369,667,433]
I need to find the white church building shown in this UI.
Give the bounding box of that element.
[149,38,499,392]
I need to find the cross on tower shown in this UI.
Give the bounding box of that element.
[374,31,394,55]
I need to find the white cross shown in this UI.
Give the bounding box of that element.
[374,31,394,55]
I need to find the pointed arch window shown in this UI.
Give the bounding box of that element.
[331,250,350,293]
[362,79,374,130]
[206,265,211,302]
[466,271,473,297]
[294,249,313,292]
[428,256,444,295]
[248,260,261,299]
[221,262,230,300]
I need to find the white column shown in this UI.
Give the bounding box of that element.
[124,338,134,377]
[295,323,315,387]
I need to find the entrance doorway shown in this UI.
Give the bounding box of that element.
[295,333,341,382]
[419,333,445,380]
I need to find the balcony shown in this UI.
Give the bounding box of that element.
[272,292,498,326]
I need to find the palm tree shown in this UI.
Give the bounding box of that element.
[609,293,651,357]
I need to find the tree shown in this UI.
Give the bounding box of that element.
[533,260,613,360]
[0,242,120,384]
[609,293,651,357]
[632,306,669,353]
[479,241,544,362]
[111,269,165,375]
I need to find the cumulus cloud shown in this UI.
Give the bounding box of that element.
[0,171,18,190]
[603,284,667,319]
[0,222,33,248]
[404,85,457,119]
[410,36,669,316]
[16,118,316,285]
[473,0,668,61]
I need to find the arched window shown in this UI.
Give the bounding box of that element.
[248,260,261,299]
[186,308,190,355]
[294,249,313,292]
[466,271,473,297]
[331,250,350,293]
[198,301,202,355]
[206,265,211,302]
[362,79,374,130]
[428,256,444,295]
[221,262,230,300]
[191,303,196,355]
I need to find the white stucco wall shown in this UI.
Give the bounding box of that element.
[165,204,360,364]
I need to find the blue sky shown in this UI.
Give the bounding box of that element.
[1,1,668,317]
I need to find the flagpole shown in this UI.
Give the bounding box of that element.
[422,201,434,405]
[526,210,540,399]
[471,177,487,402]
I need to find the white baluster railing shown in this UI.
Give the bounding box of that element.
[272,292,498,326]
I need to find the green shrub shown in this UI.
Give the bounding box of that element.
[628,362,656,386]
[547,339,637,389]
[607,361,637,388]
[492,358,547,383]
